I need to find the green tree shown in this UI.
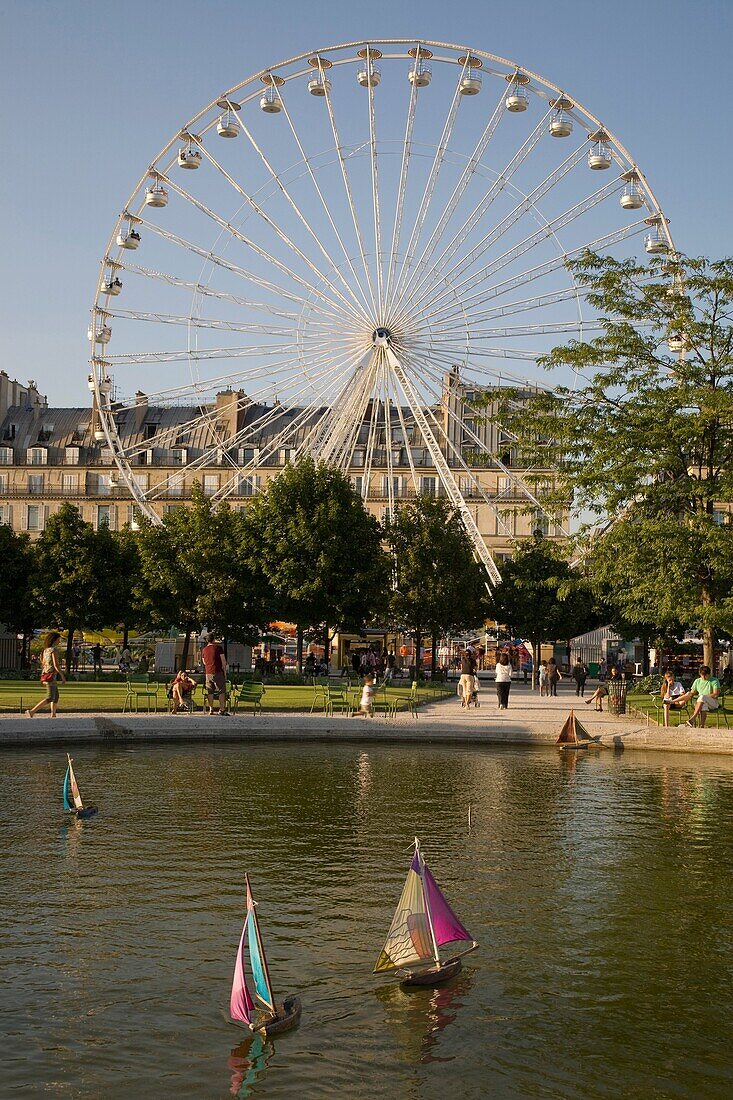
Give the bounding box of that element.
[246,456,389,669]
[385,495,489,677]
[0,525,36,665]
[490,254,733,666]
[30,503,109,672]
[135,485,265,668]
[487,536,600,687]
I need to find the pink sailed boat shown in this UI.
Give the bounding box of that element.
[230,874,302,1036]
[375,838,478,987]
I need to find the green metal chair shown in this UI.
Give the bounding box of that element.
[233,681,265,715]
[123,674,161,713]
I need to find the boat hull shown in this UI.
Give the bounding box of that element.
[401,958,462,987]
[72,805,98,818]
[264,996,302,1035]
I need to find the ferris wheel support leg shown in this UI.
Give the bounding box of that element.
[383,347,501,588]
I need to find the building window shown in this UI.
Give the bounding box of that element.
[239,447,258,464]
[167,475,184,498]
[0,504,10,525]
[28,474,44,495]
[27,448,47,466]
[133,473,149,494]
[352,476,364,496]
[421,476,437,497]
[90,474,110,496]
[533,509,550,537]
[203,474,219,497]
[0,474,6,494]
[0,447,13,465]
[126,506,140,531]
[383,476,405,498]
[279,448,293,466]
[26,505,42,532]
[62,473,80,496]
[713,510,729,527]
[64,446,80,465]
[96,504,112,530]
[238,475,259,497]
[164,504,183,515]
[352,450,364,467]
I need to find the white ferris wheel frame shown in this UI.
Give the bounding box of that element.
[89,39,674,586]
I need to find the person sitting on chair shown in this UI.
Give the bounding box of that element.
[169,670,196,714]
[678,666,721,728]
[660,670,686,727]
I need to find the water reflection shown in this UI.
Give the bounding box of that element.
[227,1031,274,1097]
[375,970,472,1064]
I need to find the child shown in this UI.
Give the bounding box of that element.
[357,673,375,717]
[538,660,548,697]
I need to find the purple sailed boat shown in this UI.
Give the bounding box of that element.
[374,838,478,987]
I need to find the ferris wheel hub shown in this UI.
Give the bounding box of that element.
[372,327,393,347]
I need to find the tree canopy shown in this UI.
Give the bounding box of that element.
[487,535,601,685]
[385,495,489,673]
[245,456,389,663]
[490,254,733,664]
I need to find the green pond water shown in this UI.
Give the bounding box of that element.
[1,742,732,1099]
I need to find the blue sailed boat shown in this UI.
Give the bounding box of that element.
[230,873,301,1036]
[63,753,98,818]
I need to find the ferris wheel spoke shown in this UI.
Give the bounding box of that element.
[157,171,363,326]
[425,219,649,325]
[365,47,385,316]
[275,88,374,317]
[387,58,468,311]
[323,352,379,468]
[297,348,373,467]
[428,286,582,330]
[387,370,420,494]
[400,352,567,533]
[389,85,506,318]
[224,112,372,321]
[139,217,351,321]
[402,356,550,514]
[384,346,502,580]
[419,178,627,320]
[171,347,365,482]
[426,151,612,309]
[403,144,594,321]
[319,60,378,316]
[106,307,298,338]
[102,341,312,366]
[391,102,554,324]
[383,47,420,314]
[361,357,383,499]
[215,347,369,500]
[118,263,300,321]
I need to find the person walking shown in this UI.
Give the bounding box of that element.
[495,652,512,710]
[572,659,588,698]
[547,658,562,697]
[201,632,229,715]
[27,632,66,718]
[91,642,103,680]
[459,648,476,708]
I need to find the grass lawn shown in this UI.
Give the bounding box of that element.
[0,678,453,716]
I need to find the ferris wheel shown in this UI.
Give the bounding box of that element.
[89,38,673,583]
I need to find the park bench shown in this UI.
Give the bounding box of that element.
[123,674,161,713]
[233,680,265,715]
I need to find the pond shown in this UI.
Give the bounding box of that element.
[1,742,732,1098]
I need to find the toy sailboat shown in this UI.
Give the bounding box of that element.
[63,753,98,818]
[375,838,478,987]
[230,874,302,1036]
[556,709,600,751]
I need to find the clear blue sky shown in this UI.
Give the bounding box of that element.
[2,0,731,405]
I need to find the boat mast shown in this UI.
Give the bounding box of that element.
[415,838,441,967]
[246,872,276,1014]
